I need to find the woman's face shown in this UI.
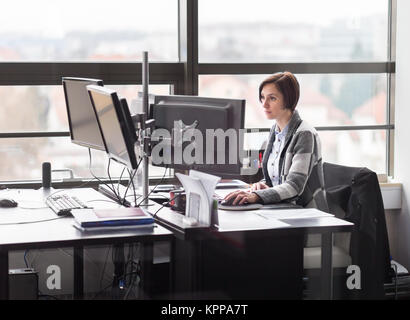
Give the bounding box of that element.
[260,83,289,120]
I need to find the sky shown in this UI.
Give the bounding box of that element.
[199,0,387,26]
[0,0,387,35]
[1,0,177,34]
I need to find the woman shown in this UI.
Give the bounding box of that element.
[224,71,328,212]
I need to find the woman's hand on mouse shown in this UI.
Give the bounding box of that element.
[224,190,260,205]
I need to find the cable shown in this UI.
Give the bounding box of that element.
[392,262,398,300]
[136,165,169,207]
[120,157,142,206]
[107,159,120,201]
[95,243,142,300]
[24,250,29,268]
[128,168,138,207]
[88,148,144,207]
[91,270,140,300]
[0,216,65,226]
[152,193,183,218]
[117,167,126,199]
[151,193,171,200]
[123,243,141,300]
[121,168,139,206]
[60,247,114,288]
[88,148,121,204]
[85,199,120,205]
[99,246,112,292]
[111,244,126,299]
[124,244,134,287]
[28,250,41,268]
[44,170,99,204]
[124,267,140,299]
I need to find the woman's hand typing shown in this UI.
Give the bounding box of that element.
[250,182,269,191]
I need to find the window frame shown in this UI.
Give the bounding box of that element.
[0,0,397,186]
[192,0,397,176]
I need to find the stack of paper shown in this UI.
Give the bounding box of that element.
[176,170,221,226]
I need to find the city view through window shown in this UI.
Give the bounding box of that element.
[0,0,390,181]
[199,0,388,173]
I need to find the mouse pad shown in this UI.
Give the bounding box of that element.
[218,203,263,211]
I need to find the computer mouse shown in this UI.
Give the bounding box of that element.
[220,198,236,206]
[0,198,18,208]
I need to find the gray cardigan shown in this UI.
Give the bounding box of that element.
[254,111,329,212]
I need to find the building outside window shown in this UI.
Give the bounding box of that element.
[0,0,394,184]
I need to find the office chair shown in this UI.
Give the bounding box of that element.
[303,162,392,299]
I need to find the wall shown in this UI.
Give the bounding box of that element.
[387,0,410,270]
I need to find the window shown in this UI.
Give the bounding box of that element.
[199,73,389,173]
[199,0,388,63]
[200,74,387,128]
[0,85,171,181]
[318,130,387,173]
[0,0,180,183]
[0,0,395,184]
[0,0,178,62]
[197,0,394,174]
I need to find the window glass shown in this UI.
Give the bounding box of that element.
[0,137,170,181]
[318,130,387,174]
[0,84,171,181]
[243,129,386,174]
[244,131,269,151]
[0,84,170,132]
[0,0,178,62]
[199,0,388,62]
[199,74,387,129]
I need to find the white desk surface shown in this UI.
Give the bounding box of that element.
[0,188,172,249]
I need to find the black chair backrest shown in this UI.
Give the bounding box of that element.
[323,162,392,299]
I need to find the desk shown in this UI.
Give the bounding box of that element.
[153,203,353,299]
[0,188,173,300]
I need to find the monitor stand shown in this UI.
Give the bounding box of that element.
[98,184,132,207]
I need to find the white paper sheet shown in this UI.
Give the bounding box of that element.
[176,173,210,224]
[256,208,334,220]
[175,170,221,226]
[190,170,221,203]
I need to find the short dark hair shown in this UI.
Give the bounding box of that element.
[259,71,300,112]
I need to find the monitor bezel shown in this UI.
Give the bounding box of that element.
[119,97,137,144]
[87,85,138,170]
[149,94,246,176]
[62,77,105,151]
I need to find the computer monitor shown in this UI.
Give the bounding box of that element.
[87,85,138,170]
[62,77,105,151]
[149,95,245,176]
[119,97,138,144]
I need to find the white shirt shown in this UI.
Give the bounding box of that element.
[267,124,289,186]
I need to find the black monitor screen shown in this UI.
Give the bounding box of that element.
[62,77,105,151]
[119,98,137,144]
[87,86,138,170]
[150,95,245,176]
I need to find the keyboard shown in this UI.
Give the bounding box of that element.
[46,193,90,216]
